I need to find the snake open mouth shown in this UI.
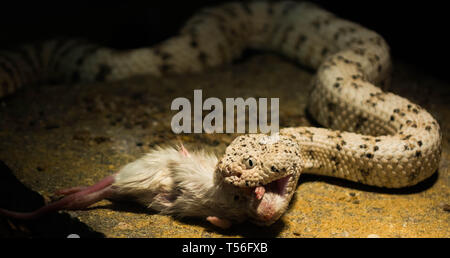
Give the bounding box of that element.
[254,175,293,200]
[250,174,295,225]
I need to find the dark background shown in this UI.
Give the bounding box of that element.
[0,0,448,82]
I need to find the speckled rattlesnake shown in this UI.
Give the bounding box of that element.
[0,2,442,225]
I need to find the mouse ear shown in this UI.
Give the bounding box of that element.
[148,193,177,211]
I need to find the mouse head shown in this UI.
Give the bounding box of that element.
[215,133,303,225]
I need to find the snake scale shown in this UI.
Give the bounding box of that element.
[0,1,442,225]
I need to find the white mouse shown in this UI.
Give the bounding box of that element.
[0,144,282,229]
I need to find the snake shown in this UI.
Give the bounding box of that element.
[0,1,442,226]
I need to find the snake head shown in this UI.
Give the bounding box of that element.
[215,133,303,225]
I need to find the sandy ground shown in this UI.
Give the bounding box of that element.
[0,54,448,237]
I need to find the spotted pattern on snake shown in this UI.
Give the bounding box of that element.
[0,1,442,223]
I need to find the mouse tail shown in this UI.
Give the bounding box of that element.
[0,175,115,220]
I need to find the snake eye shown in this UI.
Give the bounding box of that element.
[245,157,256,169]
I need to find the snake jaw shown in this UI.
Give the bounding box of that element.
[222,170,296,225]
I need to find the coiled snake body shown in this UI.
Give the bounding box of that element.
[0,2,442,225]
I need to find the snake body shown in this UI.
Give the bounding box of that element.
[0,2,442,225]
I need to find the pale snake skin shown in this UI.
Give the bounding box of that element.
[0,2,442,219]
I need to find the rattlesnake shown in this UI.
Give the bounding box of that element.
[0,1,442,226]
